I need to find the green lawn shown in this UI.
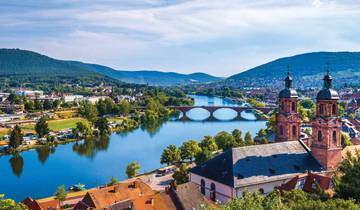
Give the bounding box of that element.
[20,117,88,132]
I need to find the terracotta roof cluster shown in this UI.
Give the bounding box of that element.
[277,172,332,193]
[22,197,60,210]
[72,179,176,210]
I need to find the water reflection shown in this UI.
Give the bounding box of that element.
[9,153,24,177]
[141,120,164,136]
[36,146,56,164]
[72,135,110,159]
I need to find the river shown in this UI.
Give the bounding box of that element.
[0,95,266,201]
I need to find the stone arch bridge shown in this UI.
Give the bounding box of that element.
[168,106,274,121]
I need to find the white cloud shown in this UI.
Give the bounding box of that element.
[1,0,360,76]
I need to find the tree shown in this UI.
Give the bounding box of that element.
[199,136,218,152]
[160,144,181,165]
[43,100,53,110]
[335,150,360,201]
[54,185,67,206]
[179,140,202,162]
[341,133,352,147]
[117,100,131,115]
[35,117,50,138]
[24,100,34,112]
[7,92,21,104]
[9,125,23,149]
[107,177,119,186]
[34,100,43,110]
[95,117,110,135]
[301,98,315,109]
[126,161,140,178]
[257,128,267,138]
[0,194,27,210]
[79,102,98,123]
[52,99,61,110]
[215,131,236,150]
[244,132,254,145]
[232,129,243,143]
[195,149,212,165]
[266,112,276,132]
[73,121,92,139]
[172,164,189,185]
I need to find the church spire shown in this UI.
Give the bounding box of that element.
[285,65,293,89]
[323,67,333,89]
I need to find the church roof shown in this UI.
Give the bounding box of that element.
[279,88,298,98]
[189,141,323,188]
[316,70,339,100]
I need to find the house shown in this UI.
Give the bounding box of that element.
[22,197,61,210]
[62,95,84,103]
[73,179,176,210]
[277,172,332,193]
[189,71,344,203]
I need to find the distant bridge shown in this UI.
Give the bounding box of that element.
[167,106,274,121]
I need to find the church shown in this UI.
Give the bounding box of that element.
[189,70,344,203]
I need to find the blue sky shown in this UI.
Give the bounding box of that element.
[1,0,360,76]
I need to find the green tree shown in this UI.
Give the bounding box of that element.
[232,129,243,143]
[79,102,98,123]
[257,128,267,138]
[301,98,315,109]
[24,100,34,112]
[195,149,212,165]
[118,100,131,115]
[160,144,181,165]
[335,150,360,201]
[73,121,92,139]
[0,194,27,210]
[341,133,352,147]
[266,112,276,132]
[179,140,202,162]
[54,185,67,206]
[199,136,218,152]
[172,164,189,185]
[126,161,141,178]
[7,93,21,104]
[34,100,43,110]
[9,125,23,149]
[244,132,254,145]
[52,99,61,110]
[214,131,236,150]
[95,117,110,135]
[43,100,52,110]
[107,177,119,186]
[35,117,50,138]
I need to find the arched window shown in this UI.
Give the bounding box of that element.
[318,131,322,142]
[210,183,216,201]
[332,104,336,115]
[200,179,205,195]
[280,126,284,135]
[292,102,296,112]
[333,131,337,144]
[281,102,285,111]
[292,125,297,139]
[320,104,324,115]
[259,188,265,194]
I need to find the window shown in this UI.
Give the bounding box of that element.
[320,104,324,115]
[296,178,306,189]
[280,126,284,136]
[318,131,322,142]
[332,104,336,115]
[292,102,296,112]
[281,102,285,111]
[200,179,205,195]
[292,125,297,138]
[333,131,337,144]
[259,188,265,194]
[210,183,216,201]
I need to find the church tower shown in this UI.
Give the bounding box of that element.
[275,71,301,142]
[311,70,342,170]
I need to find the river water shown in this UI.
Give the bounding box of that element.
[0,95,266,201]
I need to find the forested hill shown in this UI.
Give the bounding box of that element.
[0,49,221,87]
[0,48,120,88]
[226,52,360,88]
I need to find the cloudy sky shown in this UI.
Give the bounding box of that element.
[1,0,360,76]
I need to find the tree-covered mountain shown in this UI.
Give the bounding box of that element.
[85,63,221,86]
[0,49,121,88]
[226,52,360,88]
[0,49,221,87]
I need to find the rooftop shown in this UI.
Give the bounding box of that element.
[189,141,323,188]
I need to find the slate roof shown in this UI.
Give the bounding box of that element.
[279,88,298,98]
[189,141,323,188]
[316,88,339,100]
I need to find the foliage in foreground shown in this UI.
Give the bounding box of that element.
[221,190,359,210]
[126,161,141,178]
[0,194,27,210]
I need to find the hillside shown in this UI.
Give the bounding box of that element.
[86,63,221,86]
[0,49,221,87]
[0,49,121,88]
[226,52,360,88]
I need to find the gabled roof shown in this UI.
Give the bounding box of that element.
[189,141,323,188]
